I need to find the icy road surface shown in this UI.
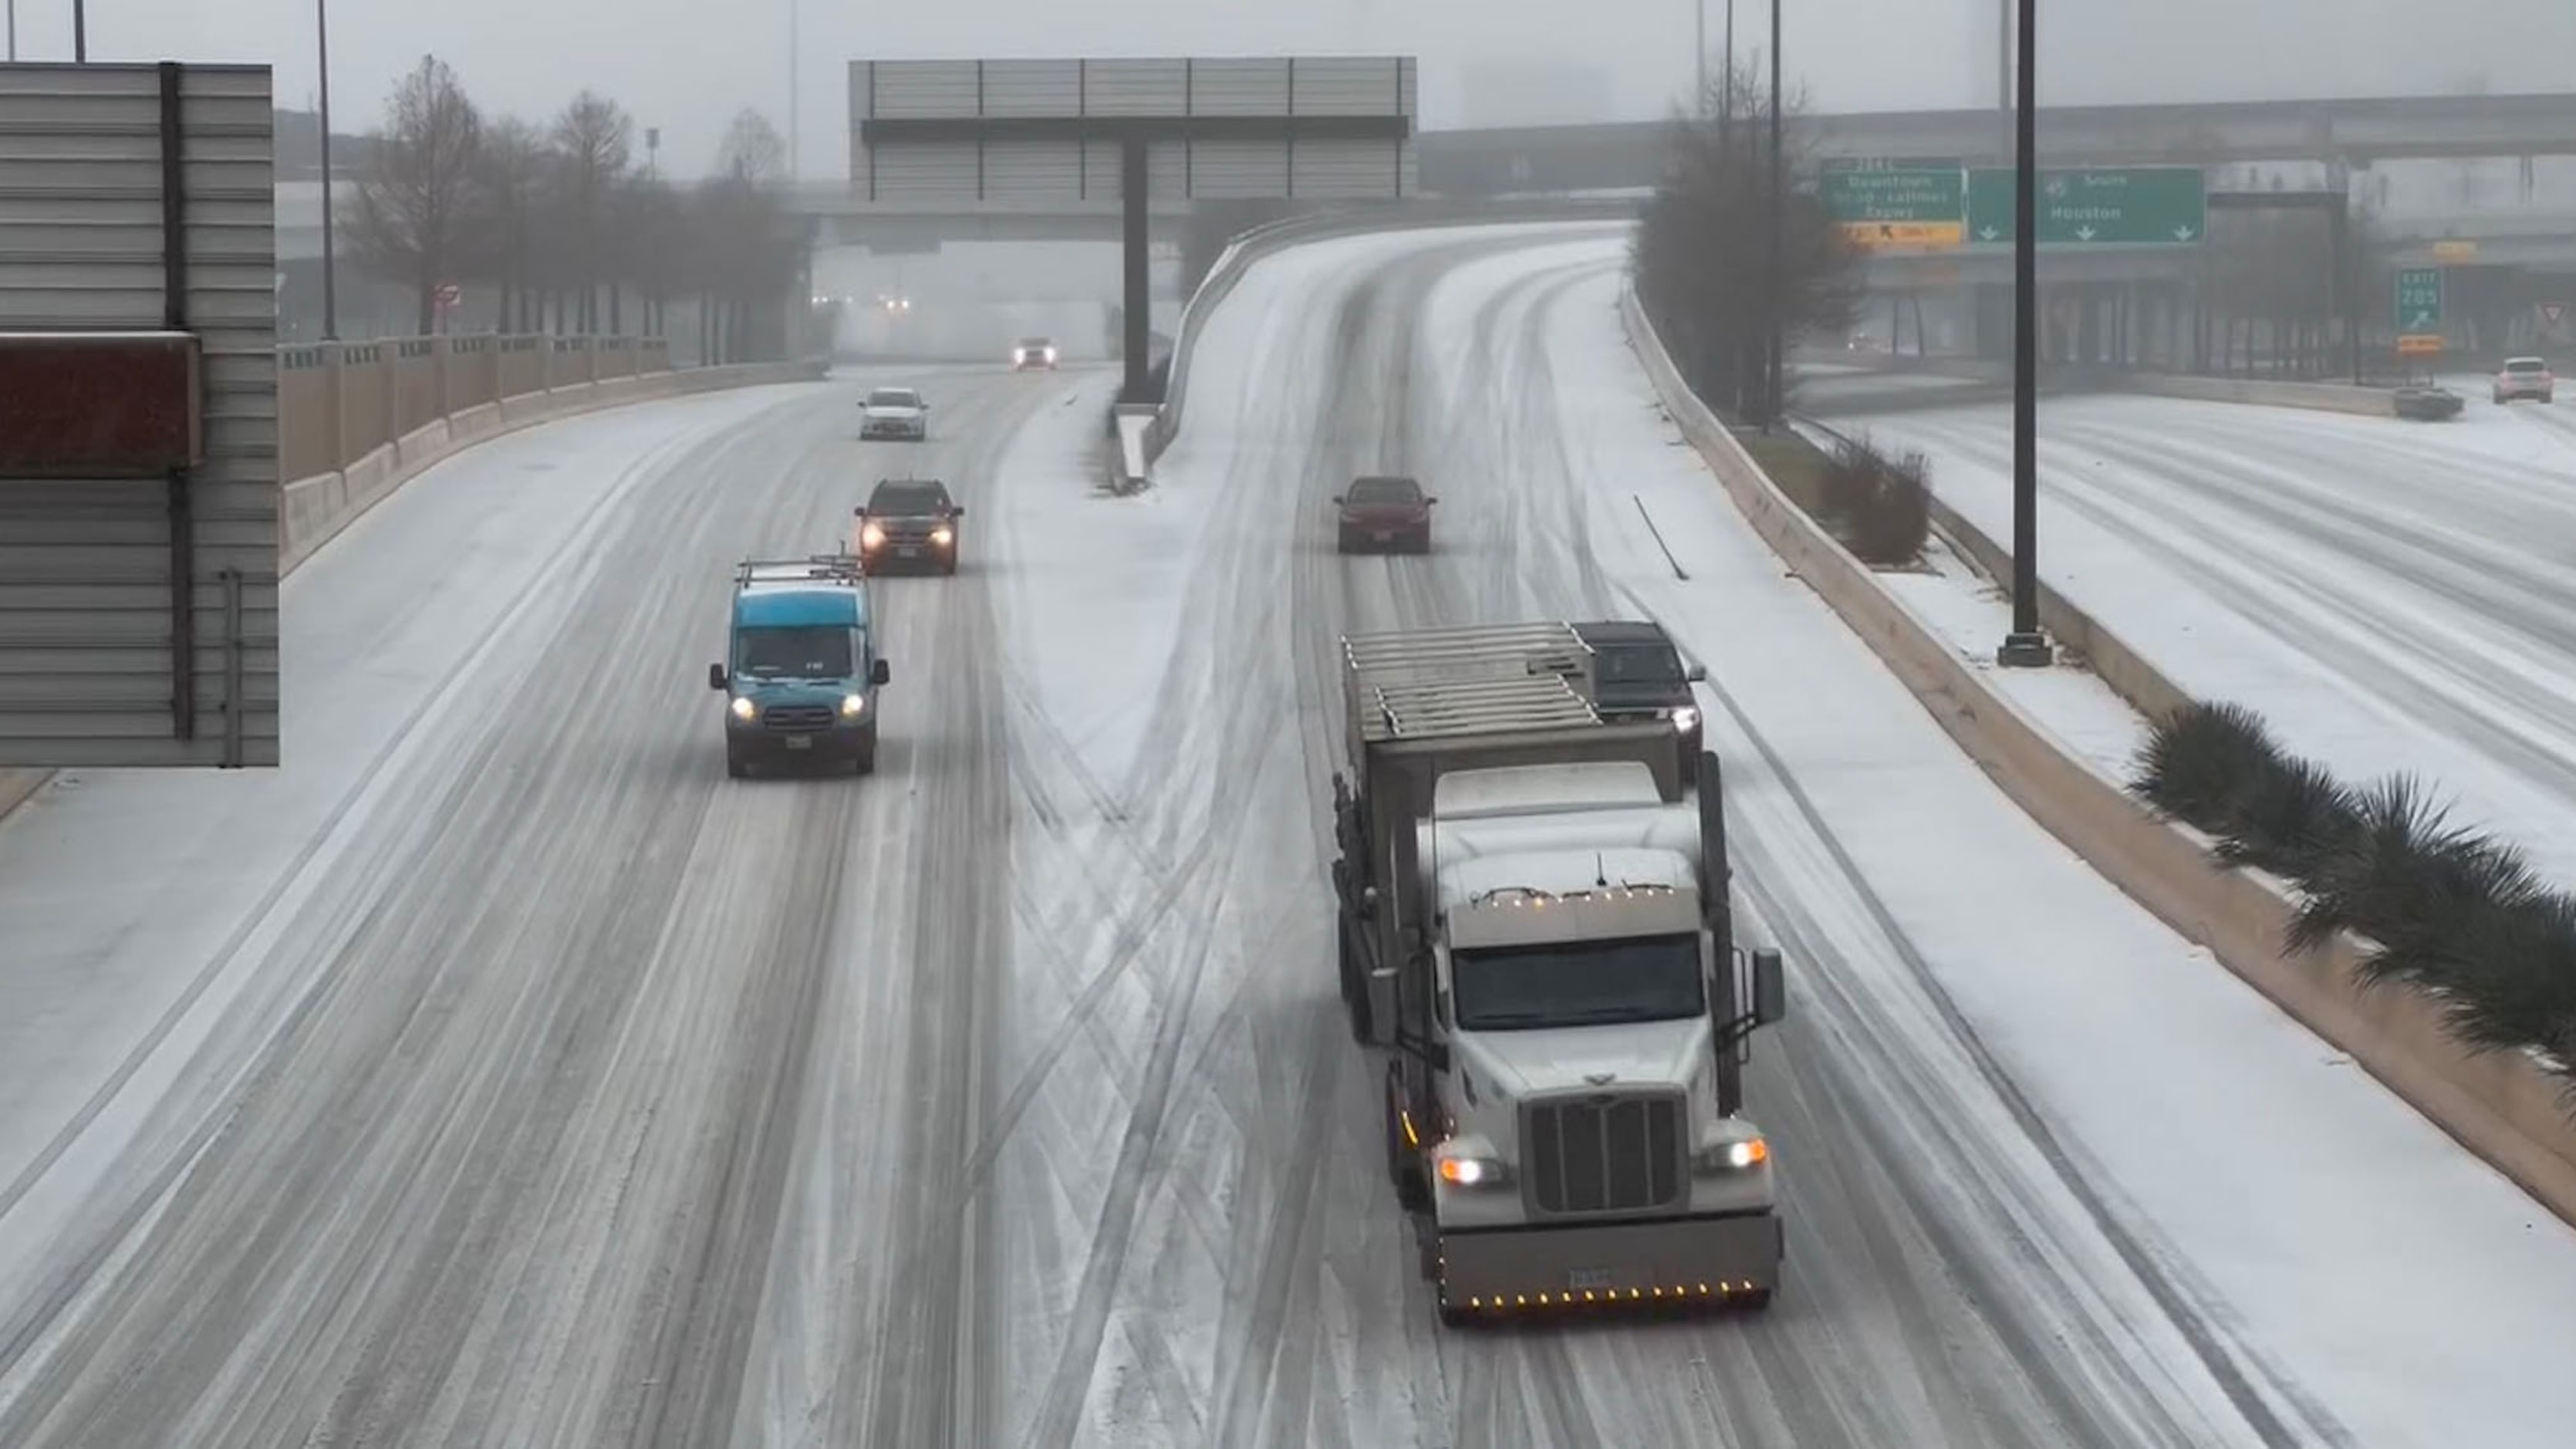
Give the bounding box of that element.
[5,242,2576,1449]
[1856,392,2576,882]
[1006,223,2576,1449]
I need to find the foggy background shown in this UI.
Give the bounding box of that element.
[22,1,2576,180]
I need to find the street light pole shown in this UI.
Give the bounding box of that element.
[786,0,800,181]
[1764,0,1783,426]
[316,0,339,340]
[1694,0,1706,119]
[1998,0,2049,667]
[72,0,83,61]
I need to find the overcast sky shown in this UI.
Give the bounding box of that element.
[22,0,2575,177]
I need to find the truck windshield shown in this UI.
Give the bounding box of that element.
[735,626,852,680]
[1451,934,1703,1030]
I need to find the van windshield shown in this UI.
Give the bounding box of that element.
[1451,933,1704,1030]
[736,626,852,680]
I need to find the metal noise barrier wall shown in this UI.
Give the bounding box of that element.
[0,62,280,769]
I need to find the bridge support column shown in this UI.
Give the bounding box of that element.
[1122,138,1151,401]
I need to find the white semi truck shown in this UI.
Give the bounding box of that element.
[1329,622,1788,1325]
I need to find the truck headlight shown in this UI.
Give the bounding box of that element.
[1435,1150,1511,1188]
[930,526,954,545]
[861,522,886,549]
[730,696,756,721]
[1669,705,1700,732]
[839,693,866,718]
[1691,1135,1769,1174]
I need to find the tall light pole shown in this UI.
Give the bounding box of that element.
[786,0,800,181]
[1722,0,1736,133]
[1764,0,1783,426]
[316,0,339,340]
[72,0,83,61]
[1693,0,1706,119]
[1997,0,2049,667]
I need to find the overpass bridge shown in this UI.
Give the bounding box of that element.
[1417,92,2576,196]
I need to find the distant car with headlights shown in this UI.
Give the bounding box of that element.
[2493,356,2555,404]
[1012,336,1058,371]
[708,555,891,778]
[2393,384,2464,421]
[856,476,964,576]
[1572,620,1707,779]
[1333,475,1437,554]
[859,385,929,440]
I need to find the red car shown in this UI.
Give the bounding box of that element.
[1334,475,1437,554]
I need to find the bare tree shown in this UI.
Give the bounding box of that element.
[552,90,635,332]
[460,115,549,333]
[714,109,788,187]
[343,56,484,334]
[1632,63,1857,423]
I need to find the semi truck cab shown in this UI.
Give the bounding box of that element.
[1330,622,1788,1326]
[707,555,892,778]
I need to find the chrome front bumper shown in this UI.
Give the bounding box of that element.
[1432,1210,1781,1314]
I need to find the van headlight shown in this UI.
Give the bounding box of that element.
[730,696,756,721]
[839,693,866,718]
[1669,705,1700,732]
[1691,1134,1769,1174]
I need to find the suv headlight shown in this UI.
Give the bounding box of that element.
[1669,704,1700,732]
[860,522,886,549]
[1690,1134,1769,1174]
[730,696,756,721]
[839,693,866,718]
[930,525,954,545]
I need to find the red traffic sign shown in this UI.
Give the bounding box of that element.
[434,282,461,308]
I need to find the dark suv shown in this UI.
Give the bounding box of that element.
[1573,619,1706,771]
[856,478,964,576]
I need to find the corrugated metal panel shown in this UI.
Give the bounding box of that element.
[982,140,1082,200]
[1187,59,1291,117]
[980,60,1082,118]
[1288,57,1414,117]
[1082,59,1188,117]
[867,61,983,120]
[864,139,982,201]
[1187,140,1291,199]
[1293,138,1413,198]
[0,62,279,768]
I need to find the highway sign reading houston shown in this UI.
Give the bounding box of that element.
[1967,166,2207,245]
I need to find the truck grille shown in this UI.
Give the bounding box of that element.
[762,703,836,732]
[1522,1091,1685,1216]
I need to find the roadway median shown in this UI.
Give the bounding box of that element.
[1635,287,2576,1231]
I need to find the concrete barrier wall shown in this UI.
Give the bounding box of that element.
[2108,371,2395,417]
[1796,348,2398,421]
[1146,198,1645,470]
[1626,284,2576,1229]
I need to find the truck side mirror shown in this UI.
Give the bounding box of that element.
[1330,494,1345,505]
[1752,948,1788,1025]
[1686,663,1707,682]
[707,663,728,691]
[950,504,965,517]
[853,505,867,518]
[870,658,892,687]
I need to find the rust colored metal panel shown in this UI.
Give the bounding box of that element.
[0,331,202,475]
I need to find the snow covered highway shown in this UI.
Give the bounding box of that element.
[5,225,2576,1448]
[1856,391,2576,881]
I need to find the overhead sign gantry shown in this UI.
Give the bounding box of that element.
[847,56,1419,398]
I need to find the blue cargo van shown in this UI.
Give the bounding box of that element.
[707,556,892,777]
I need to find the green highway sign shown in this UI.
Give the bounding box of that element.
[1820,168,1967,249]
[2395,267,2443,338]
[1820,155,1966,173]
[1966,167,2208,245]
